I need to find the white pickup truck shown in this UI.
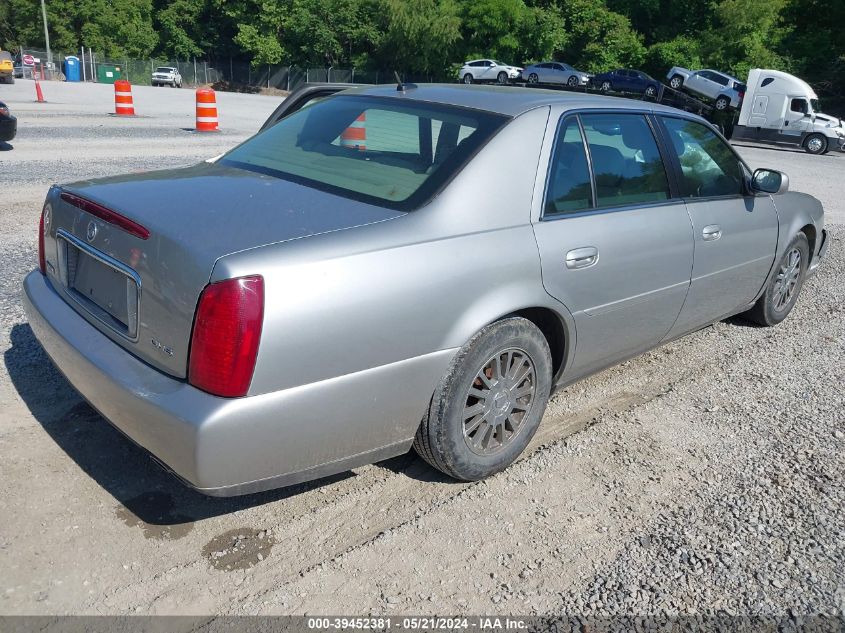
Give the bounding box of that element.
[151,66,182,88]
[666,67,745,111]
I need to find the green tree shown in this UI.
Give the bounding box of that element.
[644,35,702,78]
[702,0,786,78]
[559,0,645,71]
[374,0,462,74]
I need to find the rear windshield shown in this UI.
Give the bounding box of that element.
[220,95,508,210]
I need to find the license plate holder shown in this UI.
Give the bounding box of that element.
[57,229,141,340]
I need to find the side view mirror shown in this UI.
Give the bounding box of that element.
[752,168,789,195]
[803,112,812,118]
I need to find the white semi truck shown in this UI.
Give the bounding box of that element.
[731,68,845,154]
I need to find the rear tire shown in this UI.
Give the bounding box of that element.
[413,317,552,481]
[669,75,684,89]
[462,73,473,85]
[803,133,827,155]
[743,233,809,326]
[715,95,730,111]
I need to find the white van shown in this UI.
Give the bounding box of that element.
[731,68,844,154]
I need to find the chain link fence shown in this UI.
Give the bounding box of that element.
[15,47,452,92]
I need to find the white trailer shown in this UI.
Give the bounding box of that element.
[732,68,844,154]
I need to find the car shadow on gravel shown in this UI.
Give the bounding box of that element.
[723,314,766,328]
[4,322,381,526]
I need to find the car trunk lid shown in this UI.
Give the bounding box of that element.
[43,162,404,379]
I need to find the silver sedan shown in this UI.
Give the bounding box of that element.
[522,62,590,87]
[23,84,828,496]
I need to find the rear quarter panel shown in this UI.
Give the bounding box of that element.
[770,191,825,266]
[208,106,570,458]
[214,106,569,395]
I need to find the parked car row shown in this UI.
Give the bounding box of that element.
[456,59,740,109]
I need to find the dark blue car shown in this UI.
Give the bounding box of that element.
[592,69,659,97]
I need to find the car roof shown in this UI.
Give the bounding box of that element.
[339,83,702,119]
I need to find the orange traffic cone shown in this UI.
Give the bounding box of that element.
[114,80,135,116]
[195,88,219,132]
[340,113,366,150]
[35,80,45,103]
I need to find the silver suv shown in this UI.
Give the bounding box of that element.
[667,67,745,110]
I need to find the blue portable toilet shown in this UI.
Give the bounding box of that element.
[63,56,81,81]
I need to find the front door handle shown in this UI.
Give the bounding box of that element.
[702,225,722,241]
[565,246,599,269]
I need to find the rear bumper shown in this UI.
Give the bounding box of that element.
[23,271,450,496]
[0,116,16,142]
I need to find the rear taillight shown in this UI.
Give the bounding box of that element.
[60,191,150,240]
[38,204,49,274]
[188,275,264,398]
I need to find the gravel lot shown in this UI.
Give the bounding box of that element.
[0,80,843,620]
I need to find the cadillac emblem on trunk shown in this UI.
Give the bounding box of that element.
[86,221,98,242]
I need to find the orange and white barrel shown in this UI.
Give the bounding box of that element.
[340,113,366,150]
[114,80,135,116]
[195,88,219,132]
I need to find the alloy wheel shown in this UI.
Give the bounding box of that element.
[773,248,801,311]
[462,348,536,456]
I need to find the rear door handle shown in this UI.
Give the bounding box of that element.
[702,225,722,241]
[565,246,599,269]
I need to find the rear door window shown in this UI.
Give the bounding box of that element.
[581,114,670,208]
[712,73,730,86]
[544,117,594,215]
[661,117,744,198]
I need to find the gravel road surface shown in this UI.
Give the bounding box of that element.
[0,80,842,620]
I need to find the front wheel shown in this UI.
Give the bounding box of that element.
[804,133,827,155]
[743,233,809,326]
[462,73,473,85]
[413,317,552,481]
[645,85,657,98]
[669,75,683,90]
[567,75,578,88]
[497,71,508,85]
[527,73,539,85]
[600,80,612,92]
